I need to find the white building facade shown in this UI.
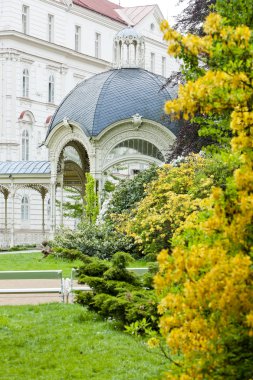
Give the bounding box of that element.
[0,0,179,247]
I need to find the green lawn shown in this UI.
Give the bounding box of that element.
[0,253,82,277]
[0,252,148,276]
[0,303,167,380]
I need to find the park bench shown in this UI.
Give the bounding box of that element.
[65,268,91,303]
[0,270,65,302]
[126,267,148,275]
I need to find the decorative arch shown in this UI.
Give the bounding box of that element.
[108,138,165,162]
[18,110,35,124]
[95,118,176,173]
[45,121,93,176]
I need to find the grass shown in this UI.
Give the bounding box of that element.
[127,260,149,268]
[0,252,148,275]
[0,253,82,277]
[0,303,167,380]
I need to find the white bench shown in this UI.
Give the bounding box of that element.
[126,267,148,275]
[0,270,65,302]
[65,268,91,303]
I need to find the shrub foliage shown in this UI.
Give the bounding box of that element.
[151,8,253,379]
[75,252,159,331]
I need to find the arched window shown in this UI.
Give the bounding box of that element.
[22,69,29,97]
[22,130,29,161]
[108,139,164,162]
[48,75,54,103]
[21,196,29,221]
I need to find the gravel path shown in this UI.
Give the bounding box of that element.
[0,279,63,305]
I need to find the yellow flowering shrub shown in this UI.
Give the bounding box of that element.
[154,11,253,380]
[116,153,237,258]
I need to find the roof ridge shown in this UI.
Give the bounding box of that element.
[73,0,126,24]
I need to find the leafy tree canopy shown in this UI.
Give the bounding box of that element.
[152,4,253,379]
[174,0,216,35]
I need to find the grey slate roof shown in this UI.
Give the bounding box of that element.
[47,68,180,138]
[0,161,51,175]
[116,26,141,38]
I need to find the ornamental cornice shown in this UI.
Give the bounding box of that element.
[95,120,176,171]
[96,119,176,150]
[17,96,58,109]
[20,57,34,65]
[143,36,168,49]
[0,31,110,68]
[93,118,175,142]
[0,49,20,61]
[100,128,171,158]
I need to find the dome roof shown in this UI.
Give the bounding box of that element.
[115,26,142,39]
[47,68,180,138]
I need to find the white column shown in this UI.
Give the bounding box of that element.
[10,182,15,247]
[4,191,8,245]
[4,192,8,232]
[41,191,46,237]
[60,175,64,226]
[50,175,57,238]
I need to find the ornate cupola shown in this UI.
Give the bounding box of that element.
[113,26,145,69]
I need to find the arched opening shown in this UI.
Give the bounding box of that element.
[50,140,90,230]
[101,137,165,186]
[60,142,90,193]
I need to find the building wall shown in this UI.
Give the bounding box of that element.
[0,0,179,244]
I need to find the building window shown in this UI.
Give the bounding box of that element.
[22,130,29,161]
[48,75,54,103]
[95,32,101,58]
[151,53,155,72]
[22,5,29,34]
[162,56,166,77]
[150,23,155,31]
[21,196,29,221]
[48,14,54,42]
[22,69,29,97]
[75,25,81,52]
[108,139,164,162]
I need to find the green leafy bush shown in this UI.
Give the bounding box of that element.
[105,165,158,217]
[52,247,83,261]
[75,252,159,330]
[53,222,136,259]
